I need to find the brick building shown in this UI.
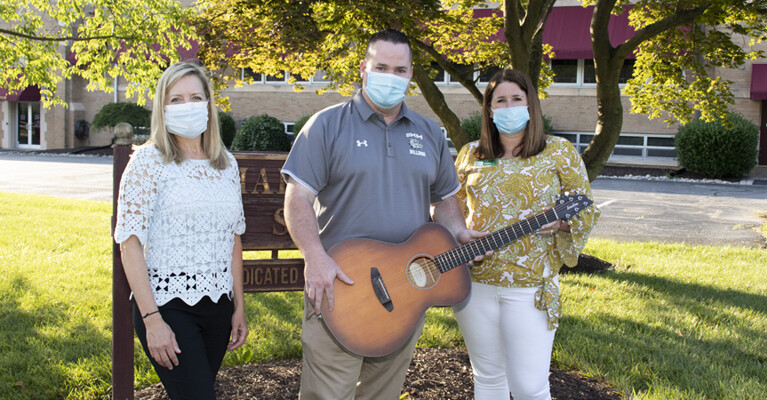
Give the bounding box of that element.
[2,4,766,167]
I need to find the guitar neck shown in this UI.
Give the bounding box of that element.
[435,208,560,273]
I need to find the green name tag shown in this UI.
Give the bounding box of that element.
[474,159,497,167]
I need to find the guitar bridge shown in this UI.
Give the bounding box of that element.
[370,267,394,312]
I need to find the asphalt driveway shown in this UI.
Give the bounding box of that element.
[1,152,765,248]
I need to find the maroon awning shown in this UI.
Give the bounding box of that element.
[0,85,41,102]
[750,64,767,100]
[475,6,636,60]
[542,6,636,59]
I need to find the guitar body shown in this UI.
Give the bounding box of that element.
[317,193,594,357]
[320,223,470,357]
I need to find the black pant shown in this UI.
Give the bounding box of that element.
[133,295,234,400]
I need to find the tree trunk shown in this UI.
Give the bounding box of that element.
[582,62,623,182]
[582,0,624,182]
[412,64,470,151]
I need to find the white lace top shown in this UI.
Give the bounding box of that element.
[114,145,246,306]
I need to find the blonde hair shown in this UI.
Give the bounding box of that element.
[476,69,546,160]
[145,62,229,170]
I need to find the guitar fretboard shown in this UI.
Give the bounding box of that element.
[435,207,567,273]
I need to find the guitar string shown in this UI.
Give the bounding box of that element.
[436,206,565,273]
[435,196,592,272]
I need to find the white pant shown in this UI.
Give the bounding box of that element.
[453,281,557,400]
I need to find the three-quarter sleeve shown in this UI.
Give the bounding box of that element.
[454,143,472,219]
[552,139,600,267]
[113,147,161,245]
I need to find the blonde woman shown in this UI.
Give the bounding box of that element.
[114,62,247,399]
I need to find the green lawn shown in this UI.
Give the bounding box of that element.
[0,191,765,399]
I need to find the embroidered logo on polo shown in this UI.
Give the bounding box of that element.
[356,140,368,147]
[406,132,426,157]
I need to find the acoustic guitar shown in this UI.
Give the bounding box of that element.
[319,194,593,357]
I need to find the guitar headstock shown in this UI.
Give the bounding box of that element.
[553,194,593,220]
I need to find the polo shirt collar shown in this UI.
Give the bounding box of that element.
[352,90,414,124]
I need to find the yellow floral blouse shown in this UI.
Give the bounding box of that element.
[455,136,600,329]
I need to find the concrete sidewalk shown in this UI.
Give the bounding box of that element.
[0,153,113,202]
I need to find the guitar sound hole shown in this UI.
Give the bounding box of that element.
[407,257,440,289]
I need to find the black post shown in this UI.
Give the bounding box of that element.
[112,123,135,400]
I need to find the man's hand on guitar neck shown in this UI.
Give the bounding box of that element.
[304,251,354,312]
[432,195,493,265]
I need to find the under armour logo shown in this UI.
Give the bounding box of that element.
[356,140,368,147]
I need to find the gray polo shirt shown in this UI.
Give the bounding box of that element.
[282,90,460,250]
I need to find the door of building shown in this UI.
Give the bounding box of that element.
[760,101,767,165]
[16,102,41,149]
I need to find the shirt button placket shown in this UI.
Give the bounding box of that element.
[385,125,395,158]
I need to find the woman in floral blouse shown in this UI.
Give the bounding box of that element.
[453,69,599,400]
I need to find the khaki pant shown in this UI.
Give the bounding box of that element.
[298,297,425,400]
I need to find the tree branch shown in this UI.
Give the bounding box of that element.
[591,1,709,61]
[412,64,470,151]
[616,6,708,59]
[412,39,484,104]
[0,27,137,42]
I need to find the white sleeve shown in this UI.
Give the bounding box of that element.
[113,147,161,245]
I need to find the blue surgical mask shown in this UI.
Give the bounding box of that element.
[492,106,530,135]
[365,71,409,109]
[164,101,209,139]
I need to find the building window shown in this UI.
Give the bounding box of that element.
[242,67,263,83]
[290,73,310,83]
[448,64,475,85]
[554,131,676,160]
[478,66,502,83]
[583,60,596,84]
[551,59,635,86]
[312,70,331,83]
[283,122,295,136]
[265,73,287,84]
[242,68,332,85]
[618,59,635,84]
[551,59,579,84]
[427,63,504,86]
[428,62,448,85]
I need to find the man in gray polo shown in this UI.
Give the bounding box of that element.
[282,28,486,400]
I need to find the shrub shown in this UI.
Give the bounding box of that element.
[542,115,553,136]
[231,114,291,152]
[92,102,151,131]
[675,113,758,179]
[461,111,482,141]
[218,111,236,148]
[460,112,554,141]
[293,113,314,136]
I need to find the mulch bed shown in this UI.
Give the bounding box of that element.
[135,348,621,400]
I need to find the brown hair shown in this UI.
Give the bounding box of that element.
[365,28,413,64]
[146,62,229,169]
[476,69,546,160]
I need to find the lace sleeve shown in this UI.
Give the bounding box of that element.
[113,147,162,245]
[228,152,246,236]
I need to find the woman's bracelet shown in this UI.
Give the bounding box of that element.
[142,310,160,319]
